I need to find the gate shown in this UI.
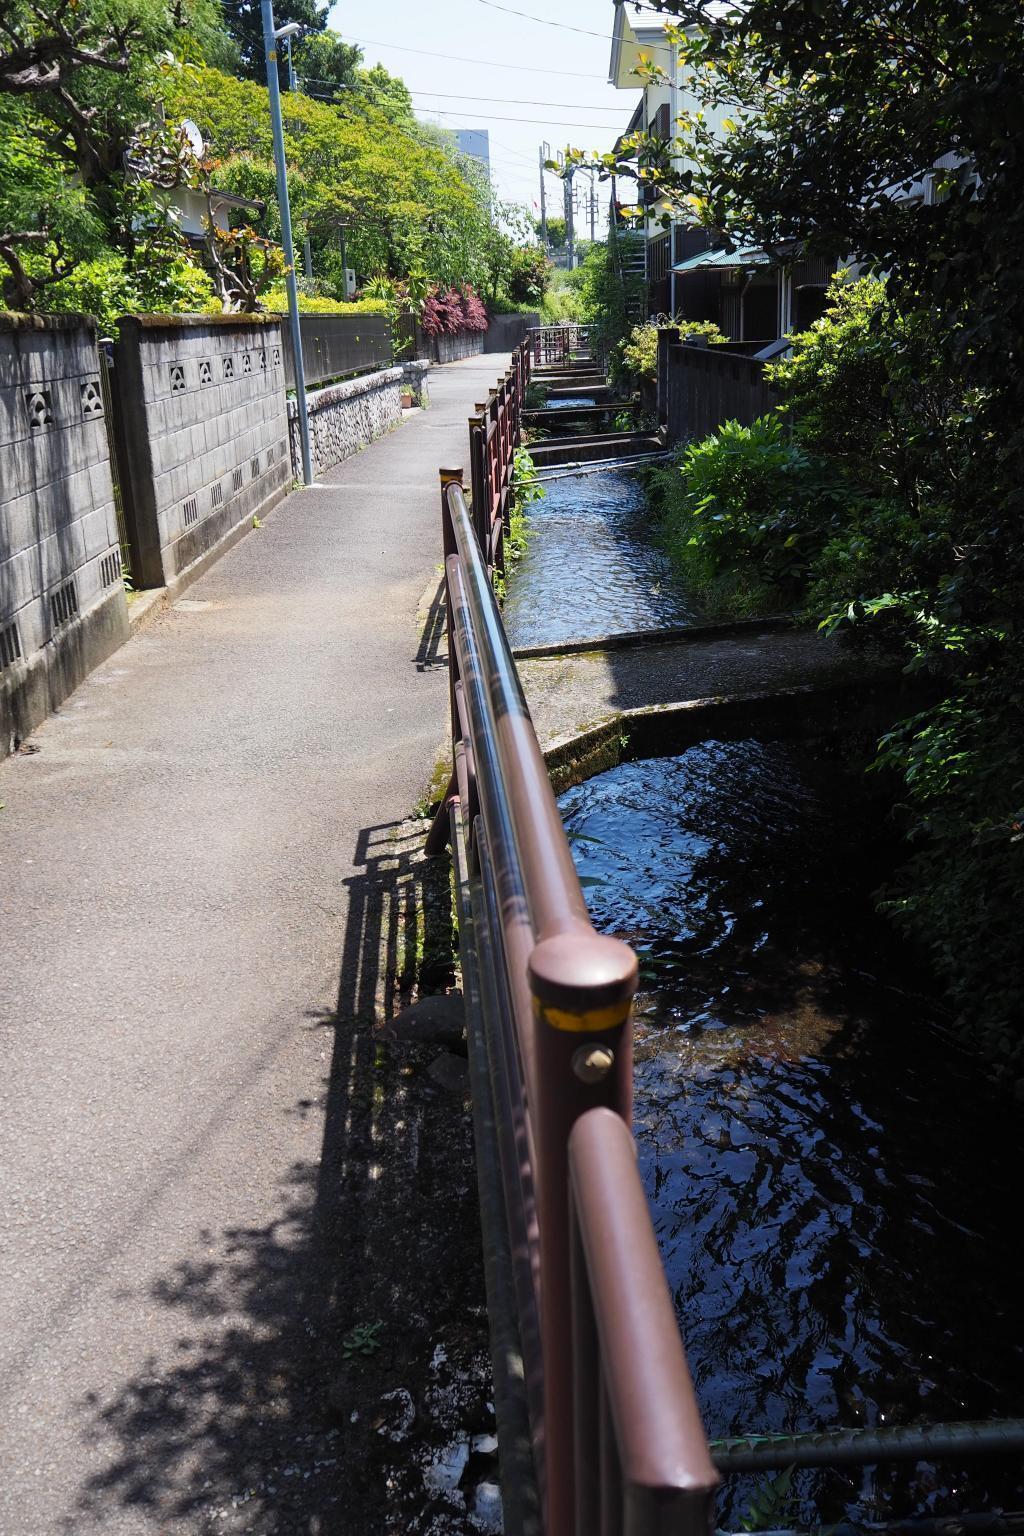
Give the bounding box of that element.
[97,341,143,586]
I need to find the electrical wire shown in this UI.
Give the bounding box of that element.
[344,34,609,78]
[418,109,624,128]
[473,0,671,52]
[408,89,632,111]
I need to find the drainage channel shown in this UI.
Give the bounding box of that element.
[558,742,1024,1529]
[503,463,695,649]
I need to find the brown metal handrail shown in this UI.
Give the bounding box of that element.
[528,323,595,369]
[468,338,531,576]
[427,469,718,1535]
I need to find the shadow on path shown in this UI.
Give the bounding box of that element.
[73,822,491,1535]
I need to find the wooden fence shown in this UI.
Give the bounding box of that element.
[660,333,780,444]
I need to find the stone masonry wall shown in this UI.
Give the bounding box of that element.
[113,315,291,590]
[289,365,403,481]
[0,312,129,755]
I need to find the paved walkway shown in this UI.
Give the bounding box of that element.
[0,355,508,1534]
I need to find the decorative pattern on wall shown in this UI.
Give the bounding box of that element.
[25,390,53,430]
[198,358,213,387]
[223,355,235,379]
[80,379,104,419]
[170,363,187,394]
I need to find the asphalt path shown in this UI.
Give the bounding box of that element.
[0,356,508,1534]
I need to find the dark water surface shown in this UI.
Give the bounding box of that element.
[560,742,1024,1526]
[504,467,695,647]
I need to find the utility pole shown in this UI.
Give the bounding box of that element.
[563,161,575,270]
[588,172,597,244]
[261,3,312,485]
[538,143,547,250]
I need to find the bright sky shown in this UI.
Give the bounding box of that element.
[326,0,643,236]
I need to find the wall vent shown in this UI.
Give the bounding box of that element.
[169,363,187,394]
[198,358,213,387]
[243,353,252,374]
[267,445,275,465]
[251,455,260,479]
[0,620,21,671]
[99,549,122,588]
[49,578,79,631]
[211,481,223,507]
[232,466,243,493]
[223,355,235,379]
[183,495,199,526]
[25,389,53,430]
[80,379,104,419]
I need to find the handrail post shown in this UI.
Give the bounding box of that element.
[528,930,637,1536]
[424,466,465,857]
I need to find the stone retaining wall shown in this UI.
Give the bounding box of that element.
[289,364,404,480]
[0,312,129,755]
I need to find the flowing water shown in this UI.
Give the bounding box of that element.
[560,742,1024,1527]
[504,468,695,647]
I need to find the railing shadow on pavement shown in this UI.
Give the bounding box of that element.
[70,817,492,1535]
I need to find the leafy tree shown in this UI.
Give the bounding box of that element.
[292,28,360,98]
[163,64,494,294]
[537,215,567,251]
[224,0,327,84]
[0,0,222,304]
[589,1,1024,1063]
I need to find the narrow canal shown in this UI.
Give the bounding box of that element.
[559,742,1024,1527]
[503,467,695,647]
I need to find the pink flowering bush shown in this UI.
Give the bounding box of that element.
[420,286,489,336]
[461,287,489,332]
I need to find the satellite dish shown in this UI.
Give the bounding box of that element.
[180,118,205,160]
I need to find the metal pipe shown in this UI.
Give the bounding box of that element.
[261,0,313,485]
[710,1419,1024,1473]
[571,1109,719,1535]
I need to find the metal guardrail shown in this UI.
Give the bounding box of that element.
[424,452,719,1534]
[278,311,393,389]
[467,339,531,575]
[424,350,1024,1534]
[528,324,594,369]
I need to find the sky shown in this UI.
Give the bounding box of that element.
[326,0,645,238]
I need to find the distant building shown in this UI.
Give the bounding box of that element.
[454,128,491,180]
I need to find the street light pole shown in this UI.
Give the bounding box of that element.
[260,2,313,486]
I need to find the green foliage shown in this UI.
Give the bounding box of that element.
[164,64,496,295]
[262,290,390,316]
[506,447,543,575]
[224,0,328,82]
[540,269,583,324]
[740,1467,795,1533]
[44,250,215,332]
[652,415,828,617]
[340,1320,384,1361]
[620,316,726,383]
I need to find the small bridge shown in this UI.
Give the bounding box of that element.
[424,330,1024,1536]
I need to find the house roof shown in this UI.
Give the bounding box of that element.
[672,246,773,273]
[608,2,673,89]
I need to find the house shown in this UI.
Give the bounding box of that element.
[607,2,831,341]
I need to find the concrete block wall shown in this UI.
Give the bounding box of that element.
[113,315,291,590]
[0,312,129,754]
[434,331,486,365]
[289,365,404,481]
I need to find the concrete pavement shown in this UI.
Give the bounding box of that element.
[0,356,507,1533]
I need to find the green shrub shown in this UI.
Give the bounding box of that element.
[262,291,391,315]
[44,251,216,334]
[653,415,844,617]
[620,317,725,383]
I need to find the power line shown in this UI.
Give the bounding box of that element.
[344,34,608,78]
[473,0,671,52]
[408,89,635,111]
[420,108,624,128]
[474,0,613,38]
